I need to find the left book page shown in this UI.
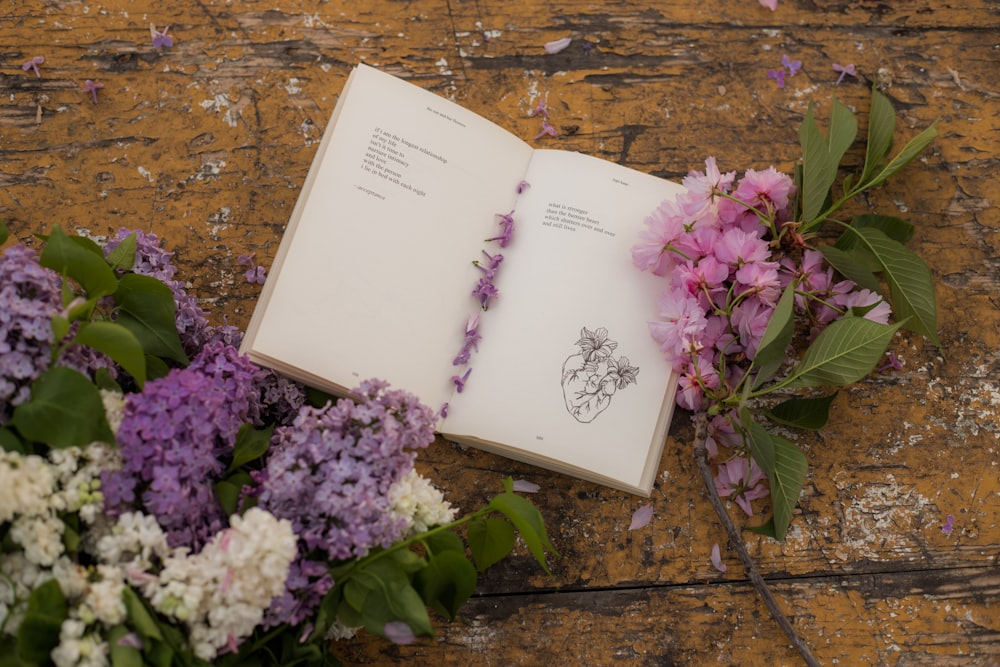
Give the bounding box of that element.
[242,64,534,407]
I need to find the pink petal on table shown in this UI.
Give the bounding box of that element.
[544,37,572,54]
[759,0,778,9]
[513,479,540,493]
[384,621,416,645]
[710,543,727,572]
[628,503,654,530]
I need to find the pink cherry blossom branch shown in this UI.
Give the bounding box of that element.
[692,411,821,667]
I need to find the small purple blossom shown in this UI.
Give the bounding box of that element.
[150,24,174,49]
[517,180,531,194]
[534,119,558,140]
[941,514,954,535]
[879,351,904,373]
[452,367,472,393]
[768,68,786,89]
[530,98,549,119]
[245,265,266,285]
[384,621,417,645]
[544,37,572,55]
[628,503,654,530]
[486,210,515,248]
[21,56,44,78]
[781,54,802,77]
[833,63,857,85]
[83,79,104,104]
[471,278,498,310]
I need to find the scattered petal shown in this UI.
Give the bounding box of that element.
[83,79,104,104]
[878,350,904,373]
[833,63,857,85]
[115,633,144,650]
[781,54,802,77]
[759,0,778,9]
[544,37,573,55]
[533,119,558,141]
[767,68,786,89]
[941,514,954,535]
[151,23,175,49]
[513,479,540,493]
[516,180,531,194]
[710,543,728,572]
[628,503,654,531]
[384,621,416,645]
[21,56,44,78]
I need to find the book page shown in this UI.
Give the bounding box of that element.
[443,150,685,492]
[243,65,533,407]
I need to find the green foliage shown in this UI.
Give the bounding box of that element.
[15,579,68,663]
[728,86,938,541]
[114,274,189,364]
[11,367,115,448]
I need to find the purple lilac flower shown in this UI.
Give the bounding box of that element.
[105,229,210,354]
[22,56,44,77]
[102,342,262,551]
[534,120,558,140]
[150,24,174,49]
[833,63,857,85]
[452,368,472,393]
[83,79,104,104]
[0,244,62,421]
[262,558,333,630]
[258,379,435,562]
[486,210,515,247]
[781,54,802,77]
[768,68,786,88]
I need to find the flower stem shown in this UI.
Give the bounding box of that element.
[692,411,821,667]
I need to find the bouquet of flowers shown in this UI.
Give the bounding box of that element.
[632,87,937,663]
[0,223,555,667]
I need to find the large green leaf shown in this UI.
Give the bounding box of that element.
[0,220,8,245]
[74,320,147,387]
[750,282,796,389]
[799,106,839,224]
[106,232,137,271]
[351,559,433,639]
[414,550,478,621]
[11,367,115,447]
[865,123,938,191]
[467,517,516,572]
[228,424,275,473]
[114,273,189,364]
[489,484,558,573]
[849,226,940,346]
[766,392,838,430]
[817,244,881,293]
[827,98,858,175]
[16,579,68,663]
[785,316,902,388]
[860,87,897,186]
[741,411,808,541]
[39,225,118,298]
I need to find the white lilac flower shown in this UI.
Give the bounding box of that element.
[388,469,458,536]
[76,566,126,627]
[0,552,54,635]
[94,511,170,571]
[99,389,126,435]
[146,508,296,660]
[50,618,110,667]
[10,513,65,566]
[0,450,57,522]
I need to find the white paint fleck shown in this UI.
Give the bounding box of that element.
[137,166,153,182]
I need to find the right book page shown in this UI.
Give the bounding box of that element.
[443,149,686,494]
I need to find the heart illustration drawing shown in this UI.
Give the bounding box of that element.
[561,326,639,423]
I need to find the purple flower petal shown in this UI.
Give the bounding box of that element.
[628,503,654,531]
[544,37,572,54]
[116,632,144,650]
[941,514,954,535]
[513,479,540,494]
[384,621,416,645]
[710,543,727,572]
[759,0,778,9]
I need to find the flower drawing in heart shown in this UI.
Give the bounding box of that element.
[562,326,639,423]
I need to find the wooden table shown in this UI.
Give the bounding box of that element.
[3,1,998,664]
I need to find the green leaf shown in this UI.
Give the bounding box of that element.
[144,354,172,381]
[389,548,427,574]
[214,471,253,517]
[0,220,8,245]
[351,559,433,638]
[740,412,808,541]
[108,625,144,667]
[785,316,902,388]
[11,367,114,447]
[228,424,274,473]
[16,579,67,663]
[799,105,840,223]
[817,244,881,293]
[415,550,478,621]
[123,585,164,641]
[860,86,897,186]
[74,320,147,387]
[114,273,189,364]
[107,232,137,272]
[848,226,940,346]
[869,124,939,190]
[750,282,797,389]
[766,392,838,430]
[467,517,517,572]
[39,225,118,298]
[0,427,27,454]
[488,489,558,574]
[827,98,859,174]
[424,529,466,556]
[850,213,915,244]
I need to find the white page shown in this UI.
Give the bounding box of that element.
[244,65,533,407]
[443,150,685,490]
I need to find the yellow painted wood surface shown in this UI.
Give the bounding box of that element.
[2,1,998,664]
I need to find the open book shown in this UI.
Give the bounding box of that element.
[241,64,685,496]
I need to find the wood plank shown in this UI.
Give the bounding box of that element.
[1,0,998,663]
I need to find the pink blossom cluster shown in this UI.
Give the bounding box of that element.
[633,158,890,515]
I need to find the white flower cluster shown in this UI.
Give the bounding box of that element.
[141,508,297,661]
[388,469,458,536]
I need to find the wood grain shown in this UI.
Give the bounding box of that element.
[2,1,998,664]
